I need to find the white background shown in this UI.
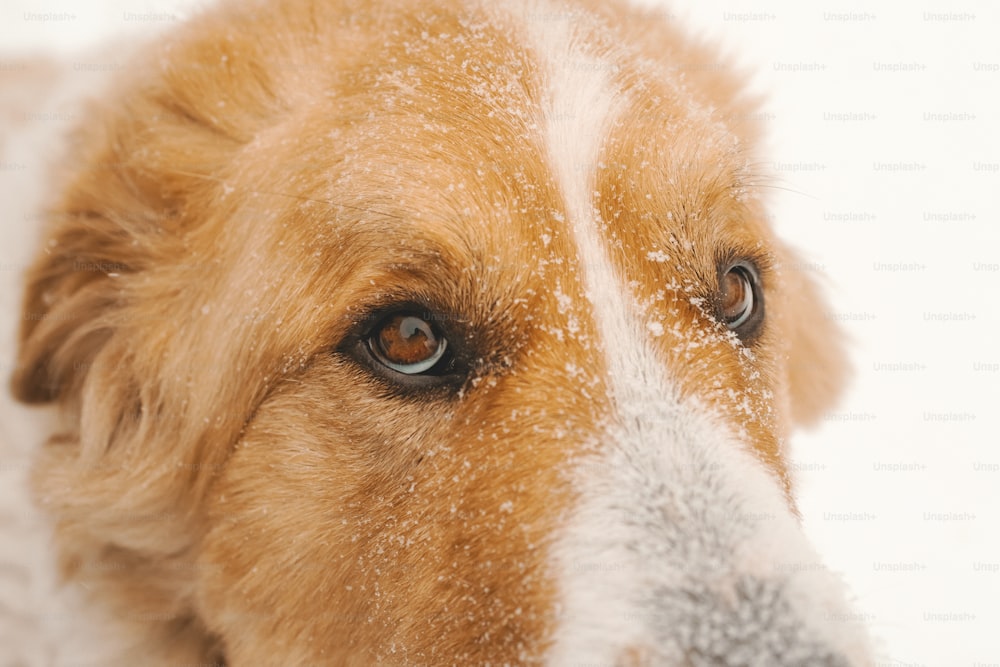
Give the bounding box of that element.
[2,1,999,665]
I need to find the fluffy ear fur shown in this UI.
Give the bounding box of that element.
[778,244,851,428]
[8,16,287,660]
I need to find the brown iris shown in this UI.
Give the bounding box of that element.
[720,263,758,331]
[369,314,448,374]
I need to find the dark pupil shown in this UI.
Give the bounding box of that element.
[378,316,437,364]
[722,270,748,321]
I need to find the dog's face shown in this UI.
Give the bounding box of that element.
[12,0,870,664]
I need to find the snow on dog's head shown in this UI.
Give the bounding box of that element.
[12,0,871,664]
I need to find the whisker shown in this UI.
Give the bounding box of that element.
[739,168,817,200]
[745,182,818,199]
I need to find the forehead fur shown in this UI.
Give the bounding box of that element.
[173,0,768,359]
[100,0,771,400]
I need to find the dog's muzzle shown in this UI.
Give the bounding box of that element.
[546,398,874,667]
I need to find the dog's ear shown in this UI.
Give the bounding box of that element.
[11,174,144,405]
[9,96,217,519]
[778,245,850,428]
[9,10,289,570]
[7,30,285,657]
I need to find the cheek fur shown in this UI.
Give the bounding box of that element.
[196,360,579,664]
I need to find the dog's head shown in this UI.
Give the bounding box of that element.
[12,0,870,664]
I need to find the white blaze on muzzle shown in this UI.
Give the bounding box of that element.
[511,2,874,665]
[547,398,874,666]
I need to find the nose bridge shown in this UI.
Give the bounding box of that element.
[535,212,866,659]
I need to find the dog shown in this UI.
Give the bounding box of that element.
[0,0,875,664]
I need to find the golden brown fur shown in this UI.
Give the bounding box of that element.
[10,0,847,664]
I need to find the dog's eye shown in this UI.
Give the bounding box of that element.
[367,314,448,374]
[719,261,763,337]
